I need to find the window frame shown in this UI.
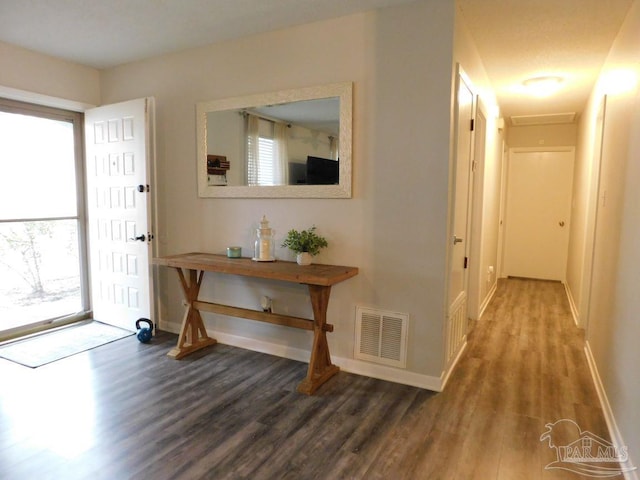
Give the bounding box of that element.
[0,97,91,335]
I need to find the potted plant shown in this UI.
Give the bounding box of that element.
[281,226,328,265]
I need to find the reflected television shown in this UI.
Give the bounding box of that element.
[306,156,339,185]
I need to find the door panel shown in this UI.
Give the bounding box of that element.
[503,149,574,281]
[85,98,154,331]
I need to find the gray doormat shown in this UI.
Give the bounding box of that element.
[0,320,134,368]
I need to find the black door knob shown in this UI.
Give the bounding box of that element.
[130,234,146,242]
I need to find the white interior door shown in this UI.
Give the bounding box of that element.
[446,68,474,364]
[84,98,155,331]
[503,148,574,281]
[467,104,487,320]
[449,75,474,307]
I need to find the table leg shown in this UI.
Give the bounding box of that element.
[297,285,340,395]
[167,268,217,359]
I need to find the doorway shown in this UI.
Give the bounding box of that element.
[0,96,156,339]
[502,147,575,281]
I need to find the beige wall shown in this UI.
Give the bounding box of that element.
[568,0,640,464]
[0,41,100,107]
[99,1,456,385]
[566,97,603,326]
[507,123,577,148]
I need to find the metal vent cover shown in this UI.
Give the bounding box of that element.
[354,306,408,368]
[510,112,576,126]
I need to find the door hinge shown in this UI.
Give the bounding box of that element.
[464,257,468,269]
[470,119,475,131]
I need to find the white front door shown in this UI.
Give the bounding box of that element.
[84,98,155,331]
[503,148,574,281]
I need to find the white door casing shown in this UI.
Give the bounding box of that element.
[503,148,575,282]
[84,98,155,331]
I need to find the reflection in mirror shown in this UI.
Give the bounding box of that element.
[197,83,352,198]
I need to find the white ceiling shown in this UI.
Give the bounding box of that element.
[0,0,635,120]
[0,0,416,69]
[457,0,634,120]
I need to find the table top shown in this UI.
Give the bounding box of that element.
[153,252,358,287]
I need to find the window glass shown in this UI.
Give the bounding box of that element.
[0,112,77,220]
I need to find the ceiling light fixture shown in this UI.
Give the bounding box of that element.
[522,75,564,97]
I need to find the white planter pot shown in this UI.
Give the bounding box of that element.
[296,252,312,265]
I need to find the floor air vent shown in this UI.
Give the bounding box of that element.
[354,306,408,368]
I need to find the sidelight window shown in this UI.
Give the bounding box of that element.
[0,99,89,335]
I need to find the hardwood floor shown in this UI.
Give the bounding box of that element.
[0,279,616,479]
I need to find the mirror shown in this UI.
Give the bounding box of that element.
[197,82,352,198]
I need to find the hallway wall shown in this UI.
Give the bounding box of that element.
[507,123,577,148]
[570,0,640,466]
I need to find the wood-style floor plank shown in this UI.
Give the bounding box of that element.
[0,278,622,479]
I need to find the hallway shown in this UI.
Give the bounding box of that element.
[0,278,624,479]
[437,278,615,479]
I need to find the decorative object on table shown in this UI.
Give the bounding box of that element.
[281,226,328,265]
[226,246,242,258]
[135,318,154,343]
[253,215,276,262]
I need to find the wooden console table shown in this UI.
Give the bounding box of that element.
[153,252,358,395]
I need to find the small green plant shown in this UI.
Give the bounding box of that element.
[281,226,328,256]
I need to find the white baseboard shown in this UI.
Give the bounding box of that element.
[564,282,580,327]
[478,281,498,319]
[440,338,467,390]
[584,341,638,479]
[162,322,443,392]
[337,355,442,392]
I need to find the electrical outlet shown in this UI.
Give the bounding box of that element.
[487,266,494,284]
[261,295,272,313]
